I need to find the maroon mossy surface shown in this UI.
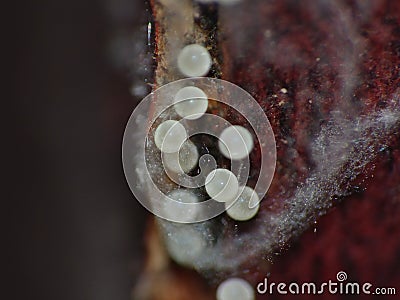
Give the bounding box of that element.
[267,147,400,300]
[219,0,400,298]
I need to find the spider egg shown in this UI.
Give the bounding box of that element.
[173,86,208,120]
[216,278,255,300]
[205,168,239,202]
[197,0,241,5]
[218,125,254,160]
[154,120,187,153]
[164,225,205,265]
[177,44,212,77]
[225,186,260,221]
[162,140,199,173]
[162,189,199,223]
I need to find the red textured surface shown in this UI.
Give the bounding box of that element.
[219,0,400,298]
[267,148,400,300]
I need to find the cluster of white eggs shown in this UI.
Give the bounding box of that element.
[155,43,256,299]
[154,43,260,222]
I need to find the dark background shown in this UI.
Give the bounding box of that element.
[10,1,147,299]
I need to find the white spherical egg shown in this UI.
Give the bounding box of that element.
[162,140,199,173]
[162,189,199,223]
[177,44,212,77]
[225,186,260,221]
[216,278,255,300]
[218,125,254,160]
[154,120,187,153]
[165,226,205,265]
[174,86,208,120]
[205,168,239,203]
[197,0,241,4]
